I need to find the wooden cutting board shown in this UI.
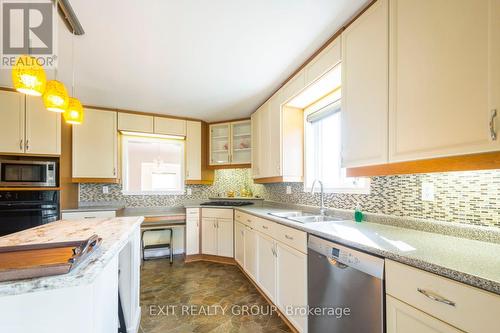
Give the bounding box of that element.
[0,235,102,282]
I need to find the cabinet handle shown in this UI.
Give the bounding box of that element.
[262,225,268,230]
[19,139,23,151]
[113,167,116,176]
[417,288,455,307]
[247,219,252,223]
[285,234,293,240]
[271,245,276,256]
[490,109,497,141]
[25,140,30,151]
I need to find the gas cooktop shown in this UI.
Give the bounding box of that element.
[200,201,254,207]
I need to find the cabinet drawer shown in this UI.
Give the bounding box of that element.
[234,211,258,228]
[201,208,233,219]
[253,217,275,237]
[272,223,307,254]
[386,260,500,333]
[62,211,116,220]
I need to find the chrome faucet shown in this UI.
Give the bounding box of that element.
[310,179,326,216]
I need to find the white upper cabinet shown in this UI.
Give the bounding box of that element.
[25,96,61,155]
[154,117,186,136]
[185,121,202,180]
[117,113,153,133]
[282,70,306,103]
[305,38,342,86]
[0,90,25,154]
[0,91,60,156]
[209,120,251,166]
[341,0,389,168]
[389,0,500,162]
[267,92,283,177]
[251,110,261,178]
[73,108,118,179]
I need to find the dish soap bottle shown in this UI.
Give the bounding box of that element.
[354,205,364,223]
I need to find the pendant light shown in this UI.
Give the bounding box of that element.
[12,54,46,96]
[63,27,84,125]
[43,0,69,113]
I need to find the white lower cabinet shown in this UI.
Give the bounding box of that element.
[201,209,234,258]
[217,218,234,257]
[256,232,276,300]
[201,217,218,255]
[386,295,460,333]
[186,209,200,255]
[234,221,245,266]
[276,242,308,333]
[243,226,258,280]
[238,211,308,333]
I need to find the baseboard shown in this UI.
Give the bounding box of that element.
[184,254,236,265]
[235,263,300,333]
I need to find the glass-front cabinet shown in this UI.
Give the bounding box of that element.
[209,120,251,166]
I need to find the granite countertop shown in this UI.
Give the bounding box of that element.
[236,205,500,295]
[0,216,143,297]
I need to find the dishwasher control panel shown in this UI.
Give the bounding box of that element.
[308,235,384,279]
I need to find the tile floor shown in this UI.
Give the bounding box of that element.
[139,257,292,333]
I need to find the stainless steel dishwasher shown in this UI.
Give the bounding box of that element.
[308,235,385,333]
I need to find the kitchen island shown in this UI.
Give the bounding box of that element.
[0,216,143,333]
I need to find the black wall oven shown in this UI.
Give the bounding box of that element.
[0,191,60,237]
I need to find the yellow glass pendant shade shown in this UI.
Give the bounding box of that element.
[63,97,84,124]
[12,55,47,96]
[43,80,69,113]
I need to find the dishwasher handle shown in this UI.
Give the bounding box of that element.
[328,257,348,269]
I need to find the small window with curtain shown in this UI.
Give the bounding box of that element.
[122,135,185,195]
[303,68,370,194]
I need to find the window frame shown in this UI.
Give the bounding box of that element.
[121,135,186,195]
[303,88,370,195]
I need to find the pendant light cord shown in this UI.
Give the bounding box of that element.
[54,0,58,80]
[71,27,75,96]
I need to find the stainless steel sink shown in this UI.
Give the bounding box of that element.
[268,211,343,223]
[288,215,343,223]
[268,211,313,219]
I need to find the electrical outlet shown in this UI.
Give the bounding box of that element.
[286,186,292,195]
[421,182,435,201]
[102,186,109,194]
[186,188,192,196]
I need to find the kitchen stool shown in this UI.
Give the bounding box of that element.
[141,228,173,264]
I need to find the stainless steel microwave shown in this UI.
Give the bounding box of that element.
[0,160,57,187]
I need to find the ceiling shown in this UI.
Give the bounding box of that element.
[0,0,369,122]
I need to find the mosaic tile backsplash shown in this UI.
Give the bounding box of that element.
[79,169,500,228]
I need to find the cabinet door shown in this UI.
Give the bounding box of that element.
[73,108,117,178]
[209,123,231,165]
[243,226,258,280]
[0,90,25,154]
[186,215,200,255]
[251,111,261,178]
[231,120,251,164]
[386,296,461,333]
[154,117,186,136]
[186,121,202,180]
[389,0,498,162]
[341,0,389,168]
[257,232,276,301]
[234,221,245,266]
[25,96,61,155]
[282,70,306,103]
[276,242,307,333]
[117,113,153,133]
[216,218,233,258]
[201,217,217,255]
[267,92,282,177]
[305,38,341,86]
[491,0,500,134]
